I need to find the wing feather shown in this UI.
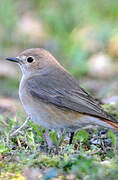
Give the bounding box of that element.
[26,68,116,123]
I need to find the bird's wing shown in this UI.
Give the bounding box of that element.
[26,69,116,123]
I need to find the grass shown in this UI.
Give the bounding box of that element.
[0,105,118,179]
[0,76,118,179]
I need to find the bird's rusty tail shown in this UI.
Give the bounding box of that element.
[102,119,118,130]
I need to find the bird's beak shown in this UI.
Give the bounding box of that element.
[6,57,22,63]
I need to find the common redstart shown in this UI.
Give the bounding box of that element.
[6,48,118,142]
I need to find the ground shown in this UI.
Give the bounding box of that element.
[0,77,118,180]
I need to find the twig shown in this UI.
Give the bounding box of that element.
[9,117,29,137]
[89,149,101,155]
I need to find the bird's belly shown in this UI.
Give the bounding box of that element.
[21,97,84,130]
[20,96,113,131]
[19,82,113,131]
[19,88,84,130]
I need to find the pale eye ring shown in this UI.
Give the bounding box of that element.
[26,56,34,63]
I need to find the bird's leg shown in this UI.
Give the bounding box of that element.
[69,132,74,144]
[57,129,66,146]
[44,129,53,148]
[44,130,60,154]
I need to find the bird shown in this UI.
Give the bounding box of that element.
[6,48,118,144]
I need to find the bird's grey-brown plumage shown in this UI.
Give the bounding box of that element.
[26,64,116,123]
[6,48,118,132]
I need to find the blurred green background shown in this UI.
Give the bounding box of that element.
[0,0,118,102]
[1,0,118,74]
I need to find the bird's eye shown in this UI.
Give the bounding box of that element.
[27,56,34,63]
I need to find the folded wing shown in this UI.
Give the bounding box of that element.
[26,68,116,123]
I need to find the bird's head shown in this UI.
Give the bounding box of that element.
[6,48,61,75]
